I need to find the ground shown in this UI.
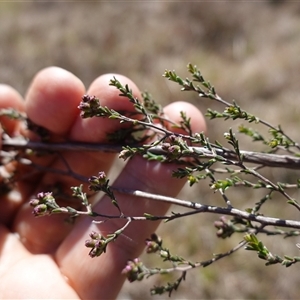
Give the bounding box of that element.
[1,2,300,299]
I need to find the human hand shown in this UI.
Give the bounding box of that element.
[0,67,206,299]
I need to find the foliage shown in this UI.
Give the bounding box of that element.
[2,64,300,296]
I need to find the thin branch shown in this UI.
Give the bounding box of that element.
[113,187,300,229]
[3,137,300,169]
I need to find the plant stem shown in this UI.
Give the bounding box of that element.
[3,137,300,169]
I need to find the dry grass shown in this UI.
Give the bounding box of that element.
[1,2,300,299]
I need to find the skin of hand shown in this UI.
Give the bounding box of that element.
[0,67,206,299]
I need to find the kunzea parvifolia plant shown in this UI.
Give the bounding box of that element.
[2,64,300,296]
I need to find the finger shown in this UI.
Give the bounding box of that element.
[11,67,85,252]
[25,67,86,136]
[0,226,79,298]
[69,74,142,142]
[0,225,29,277]
[13,71,142,254]
[0,85,25,224]
[16,67,86,198]
[0,84,25,135]
[56,101,206,299]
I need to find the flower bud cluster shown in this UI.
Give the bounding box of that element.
[29,192,60,217]
[88,171,108,192]
[85,231,108,258]
[161,135,189,160]
[78,94,101,118]
[121,258,146,282]
[145,233,162,253]
[214,216,234,238]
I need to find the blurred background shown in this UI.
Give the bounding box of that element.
[1,1,300,299]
